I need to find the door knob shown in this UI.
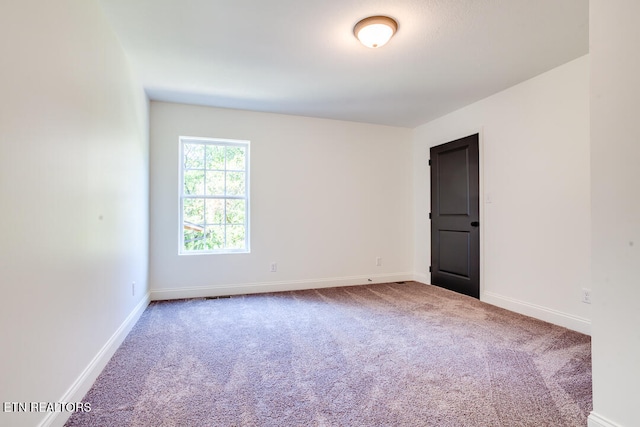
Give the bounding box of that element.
[470,221,479,227]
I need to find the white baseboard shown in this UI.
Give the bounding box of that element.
[39,293,151,427]
[588,412,622,427]
[412,273,430,285]
[151,273,414,301]
[482,291,591,335]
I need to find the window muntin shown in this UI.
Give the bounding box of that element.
[179,137,249,254]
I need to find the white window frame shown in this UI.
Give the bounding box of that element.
[178,136,250,255]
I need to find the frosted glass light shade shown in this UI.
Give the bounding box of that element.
[354,16,398,48]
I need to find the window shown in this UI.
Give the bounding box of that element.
[179,137,249,254]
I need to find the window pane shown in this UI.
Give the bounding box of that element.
[206,171,225,196]
[226,199,246,224]
[205,199,224,225]
[183,198,204,226]
[184,144,205,169]
[206,226,225,250]
[184,170,205,195]
[226,172,245,196]
[184,229,205,251]
[226,146,246,171]
[206,145,225,170]
[226,225,245,249]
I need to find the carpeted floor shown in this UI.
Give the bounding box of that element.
[66,282,592,426]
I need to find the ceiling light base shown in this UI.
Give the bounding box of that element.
[354,16,398,48]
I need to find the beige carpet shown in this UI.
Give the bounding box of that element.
[66,282,591,426]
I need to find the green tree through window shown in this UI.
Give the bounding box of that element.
[180,137,249,254]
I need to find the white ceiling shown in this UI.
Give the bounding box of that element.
[98,0,588,128]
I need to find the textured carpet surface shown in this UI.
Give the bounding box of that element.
[66,282,592,426]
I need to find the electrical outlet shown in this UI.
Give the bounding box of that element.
[376,257,382,267]
[270,262,277,272]
[581,288,591,304]
[132,282,136,296]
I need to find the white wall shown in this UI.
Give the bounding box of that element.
[589,2,640,426]
[413,56,591,334]
[0,1,149,426]
[150,103,413,298]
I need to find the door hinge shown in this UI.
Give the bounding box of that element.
[429,266,432,273]
[428,159,432,166]
[429,212,432,219]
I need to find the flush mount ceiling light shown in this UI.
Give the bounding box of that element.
[353,16,398,48]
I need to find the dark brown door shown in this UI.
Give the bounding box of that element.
[430,134,480,298]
